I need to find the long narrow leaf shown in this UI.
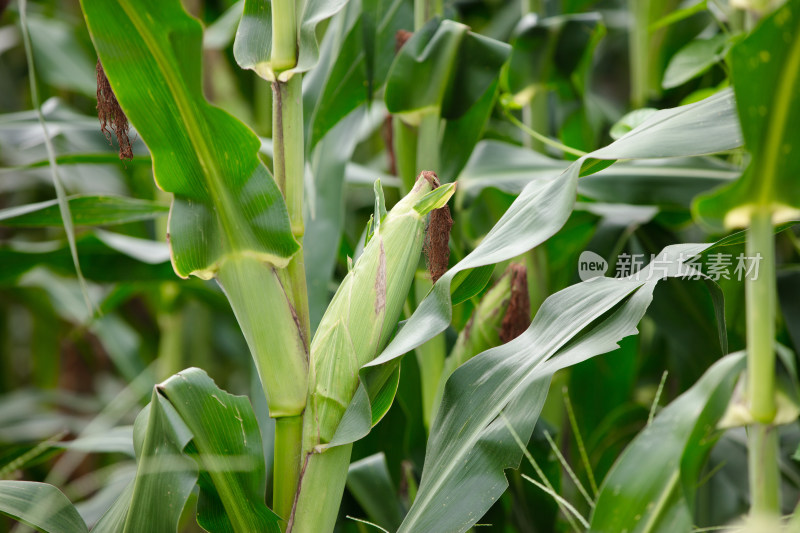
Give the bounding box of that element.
[0,196,169,227]
[397,244,714,532]
[589,352,746,532]
[80,0,299,279]
[94,369,280,533]
[123,392,197,533]
[0,481,88,533]
[305,0,412,149]
[159,369,280,532]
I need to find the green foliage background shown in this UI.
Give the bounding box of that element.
[1,0,799,531]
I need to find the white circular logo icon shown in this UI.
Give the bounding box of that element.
[578,251,608,281]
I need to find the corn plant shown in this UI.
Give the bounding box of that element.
[1,0,799,532]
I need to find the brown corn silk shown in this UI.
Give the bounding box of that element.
[500,263,531,343]
[96,60,133,161]
[395,29,413,52]
[422,171,453,284]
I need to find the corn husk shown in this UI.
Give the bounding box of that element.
[304,173,455,448]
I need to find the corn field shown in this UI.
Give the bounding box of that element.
[0,0,799,531]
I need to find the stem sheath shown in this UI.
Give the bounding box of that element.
[393,118,418,192]
[272,0,298,72]
[416,112,441,176]
[274,415,304,523]
[629,0,650,108]
[748,424,780,514]
[272,76,305,238]
[414,0,443,30]
[747,211,776,422]
[288,445,353,533]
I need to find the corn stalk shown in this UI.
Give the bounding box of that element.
[267,0,310,519]
[745,211,780,514]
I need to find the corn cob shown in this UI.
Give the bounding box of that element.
[304,172,455,448]
[289,172,454,532]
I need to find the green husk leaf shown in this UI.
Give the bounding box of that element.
[414,183,456,215]
[374,179,388,225]
[306,175,433,449]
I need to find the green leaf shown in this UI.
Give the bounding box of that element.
[159,368,280,532]
[56,426,135,456]
[0,196,169,227]
[439,78,500,183]
[26,13,96,96]
[305,0,412,149]
[91,481,135,533]
[203,1,244,51]
[585,89,741,164]
[98,369,280,533]
[0,153,153,170]
[455,140,740,210]
[123,392,197,533]
[384,18,511,124]
[449,264,495,306]
[327,88,742,453]
[649,0,708,32]
[662,34,729,89]
[455,140,569,206]
[0,480,88,533]
[397,244,717,533]
[502,12,603,106]
[234,0,350,81]
[588,352,746,532]
[0,231,173,284]
[609,108,658,140]
[694,0,800,230]
[347,453,404,531]
[80,0,299,279]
